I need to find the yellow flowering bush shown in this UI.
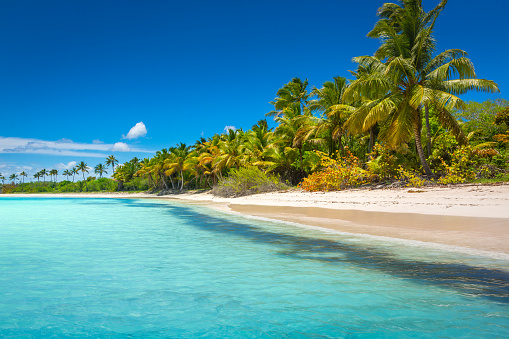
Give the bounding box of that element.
[299,149,368,192]
[396,166,426,187]
[437,146,477,184]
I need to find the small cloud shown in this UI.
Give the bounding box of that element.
[56,138,73,143]
[123,122,147,140]
[92,139,104,144]
[55,161,77,170]
[111,142,131,152]
[224,125,236,132]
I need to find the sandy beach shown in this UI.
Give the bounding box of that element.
[4,184,509,256]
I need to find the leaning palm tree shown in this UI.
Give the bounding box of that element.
[345,0,499,176]
[105,155,119,176]
[94,163,107,178]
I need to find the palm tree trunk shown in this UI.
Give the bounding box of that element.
[424,105,432,157]
[180,169,184,191]
[369,126,375,153]
[299,148,303,170]
[414,122,433,177]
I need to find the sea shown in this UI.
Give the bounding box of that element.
[0,197,508,338]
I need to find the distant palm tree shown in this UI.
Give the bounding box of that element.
[50,169,58,185]
[19,171,27,192]
[33,172,41,183]
[94,163,107,178]
[76,161,89,191]
[71,167,78,182]
[9,173,18,184]
[62,169,71,181]
[105,155,118,176]
[40,169,47,185]
[0,174,6,186]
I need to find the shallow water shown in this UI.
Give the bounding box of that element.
[0,197,508,338]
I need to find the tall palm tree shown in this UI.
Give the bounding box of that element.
[94,163,107,178]
[105,155,119,176]
[0,175,5,186]
[76,161,89,191]
[345,0,499,176]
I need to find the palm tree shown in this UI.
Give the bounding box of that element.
[308,76,354,157]
[62,169,71,181]
[345,0,499,176]
[33,172,41,183]
[0,175,5,186]
[267,78,310,117]
[9,173,18,185]
[105,155,119,176]
[76,161,89,191]
[71,167,78,182]
[19,171,27,191]
[94,163,107,178]
[40,169,47,185]
[164,143,191,191]
[50,169,58,185]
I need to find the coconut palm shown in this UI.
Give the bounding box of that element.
[50,169,58,185]
[105,155,119,176]
[267,78,310,117]
[0,175,5,186]
[94,163,107,178]
[76,161,89,191]
[164,143,191,191]
[71,167,78,182]
[62,169,71,181]
[308,76,355,157]
[345,0,499,176]
[39,169,47,185]
[19,171,27,191]
[9,173,18,184]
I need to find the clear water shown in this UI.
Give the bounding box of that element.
[0,197,508,338]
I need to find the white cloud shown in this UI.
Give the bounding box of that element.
[0,136,151,157]
[224,125,236,132]
[55,161,77,170]
[111,142,130,152]
[123,122,147,140]
[92,139,104,144]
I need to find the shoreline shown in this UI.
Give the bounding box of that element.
[3,184,509,256]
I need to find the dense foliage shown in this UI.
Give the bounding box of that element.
[1,0,508,196]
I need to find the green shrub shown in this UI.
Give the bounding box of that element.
[212,167,288,197]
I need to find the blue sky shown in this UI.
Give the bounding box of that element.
[1,0,508,179]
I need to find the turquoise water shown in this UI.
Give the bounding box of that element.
[0,197,508,338]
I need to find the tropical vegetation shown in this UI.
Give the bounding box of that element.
[2,0,508,195]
